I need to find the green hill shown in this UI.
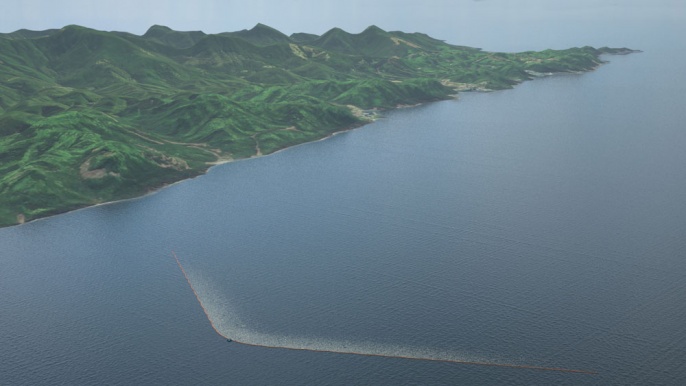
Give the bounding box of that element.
[225,23,292,46]
[0,28,59,40]
[290,32,319,44]
[142,25,207,49]
[0,24,635,226]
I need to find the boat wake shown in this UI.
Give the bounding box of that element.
[172,251,596,375]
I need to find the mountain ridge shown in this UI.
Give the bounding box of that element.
[0,24,636,226]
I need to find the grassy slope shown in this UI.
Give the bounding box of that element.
[0,24,634,226]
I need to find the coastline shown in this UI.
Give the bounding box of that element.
[2,53,629,230]
[3,107,385,229]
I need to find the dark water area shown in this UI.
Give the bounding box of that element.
[2,9,686,385]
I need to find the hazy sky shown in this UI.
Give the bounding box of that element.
[6,0,501,35]
[2,0,684,50]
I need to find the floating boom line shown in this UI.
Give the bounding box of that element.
[171,251,597,375]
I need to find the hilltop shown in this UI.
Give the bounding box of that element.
[0,24,635,226]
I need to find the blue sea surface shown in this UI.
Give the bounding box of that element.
[2,6,686,385]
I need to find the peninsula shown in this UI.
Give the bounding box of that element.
[0,24,635,226]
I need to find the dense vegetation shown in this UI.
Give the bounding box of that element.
[0,24,633,226]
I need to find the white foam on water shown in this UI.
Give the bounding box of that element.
[185,265,506,365]
[175,253,595,374]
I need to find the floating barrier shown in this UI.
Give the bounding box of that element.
[172,251,596,375]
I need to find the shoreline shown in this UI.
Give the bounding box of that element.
[2,54,627,230]
[3,106,389,229]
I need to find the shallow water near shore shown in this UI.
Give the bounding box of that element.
[2,7,686,386]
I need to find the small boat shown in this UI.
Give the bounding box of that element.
[226,338,233,343]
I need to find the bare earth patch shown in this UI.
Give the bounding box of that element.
[441,79,491,92]
[390,37,421,49]
[79,158,121,179]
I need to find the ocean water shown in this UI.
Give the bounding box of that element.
[2,5,686,385]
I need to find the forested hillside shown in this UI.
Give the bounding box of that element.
[0,24,632,226]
